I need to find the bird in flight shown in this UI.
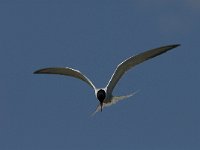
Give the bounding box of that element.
[34,44,180,115]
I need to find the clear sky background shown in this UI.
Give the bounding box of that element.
[0,0,199,150]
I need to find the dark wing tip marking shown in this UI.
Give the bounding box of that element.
[147,44,180,60]
[33,70,41,74]
[171,44,181,49]
[33,69,46,74]
[33,68,56,74]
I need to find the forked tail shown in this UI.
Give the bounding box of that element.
[91,90,140,116]
[112,90,140,102]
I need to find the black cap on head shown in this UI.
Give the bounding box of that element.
[97,89,106,103]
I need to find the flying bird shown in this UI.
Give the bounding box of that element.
[34,44,180,115]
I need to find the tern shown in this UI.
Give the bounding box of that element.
[34,44,180,114]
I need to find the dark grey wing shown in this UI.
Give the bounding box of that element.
[34,67,96,90]
[106,44,180,94]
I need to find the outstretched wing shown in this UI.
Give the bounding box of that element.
[34,67,96,90]
[106,44,180,94]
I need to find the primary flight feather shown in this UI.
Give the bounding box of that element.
[34,44,180,114]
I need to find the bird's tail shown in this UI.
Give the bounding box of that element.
[111,90,140,104]
[91,90,140,116]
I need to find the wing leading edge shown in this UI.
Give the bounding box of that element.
[106,44,180,94]
[34,67,96,90]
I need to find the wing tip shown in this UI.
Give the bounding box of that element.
[172,44,181,48]
[33,68,49,74]
[33,70,40,74]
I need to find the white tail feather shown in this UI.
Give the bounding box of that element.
[91,90,140,116]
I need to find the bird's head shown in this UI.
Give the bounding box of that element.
[96,89,106,112]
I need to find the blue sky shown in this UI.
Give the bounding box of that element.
[0,0,199,150]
